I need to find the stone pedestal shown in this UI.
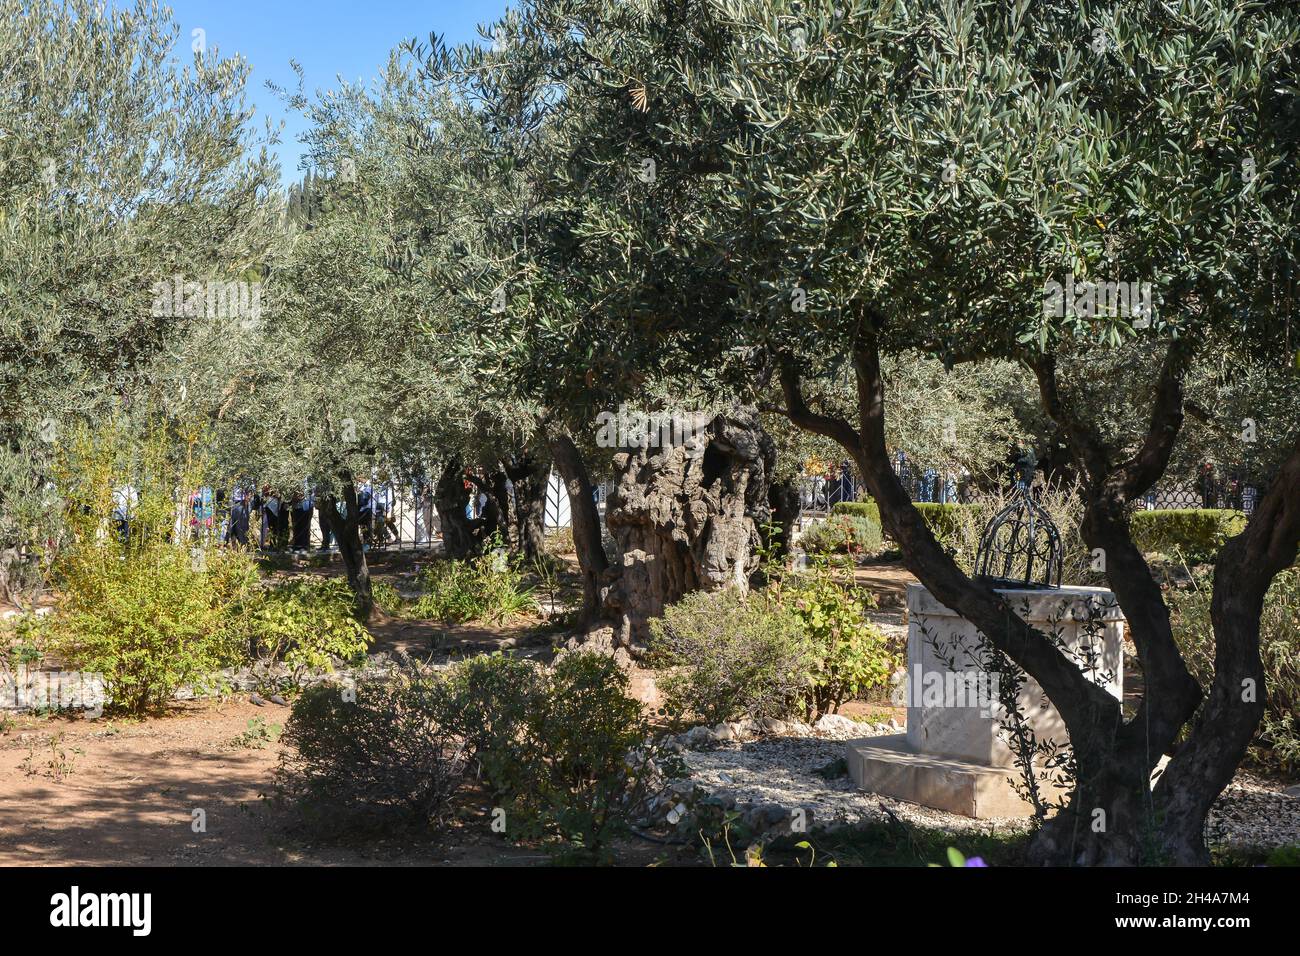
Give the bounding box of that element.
[847,583,1124,818]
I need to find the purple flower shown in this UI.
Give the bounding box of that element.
[963,857,988,867]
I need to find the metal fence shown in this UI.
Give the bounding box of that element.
[794,458,1264,516]
[1137,474,1266,514]
[179,468,599,555]
[175,458,1262,555]
[176,481,439,554]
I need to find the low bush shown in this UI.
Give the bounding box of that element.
[1129,509,1247,563]
[771,560,900,718]
[229,577,371,679]
[370,579,407,615]
[301,650,670,858]
[1169,568,1300,772]
[800,513,883,556]
[42,422,267,714]
[435,652,537,772]
[47,536,262,715]
[435,651,672,859]
[410,551,535,624]
[649,589,812,724]
[515,652,663,858]
[277,664,466,833]
[651,561,901,723]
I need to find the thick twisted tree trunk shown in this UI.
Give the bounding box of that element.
[506,454,550,562]
[1153,442,1300,863]
[602,410,776,651]
[434,457,476,560]
[318,476,373,620]
[780,323,1162,864]
[547,429,608,625]
[780,317,1298,865]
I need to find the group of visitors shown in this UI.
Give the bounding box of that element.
[108,478,434,554]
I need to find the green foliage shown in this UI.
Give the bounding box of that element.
[43,422,259,715]
[1265,845,1300,867]
[651,561,901,724]
[436,651,669,859]
[800,513,883,557]
[771,561,900,719]
[832,500,881,523]
[410,552,535,624]
[0,0,278,578]
[1129,510,1248,564]
[911,503,972,551]
[1169,569,1300,772]
[278,666,466,834]
[435,653,537,770]
[370,579,406,615]
[649,589,812,725]
[230,577,371,677]
[231,716,282,750]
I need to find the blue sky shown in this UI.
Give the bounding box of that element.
[154,1,511,184]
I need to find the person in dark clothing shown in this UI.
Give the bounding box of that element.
[290,487,314,552]
[225,483,250,548]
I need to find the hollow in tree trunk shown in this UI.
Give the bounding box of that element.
[602,409,776,652]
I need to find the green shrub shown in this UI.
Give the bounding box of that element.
[277,664,465,833]
[436,652,537,772]
[370,579,406,615]
[437,651,672,859]
[649,589,813,724]
[911,502,971,549]
[230,576,371,678]
[1266,845,1300,867]
[1129,509,1247,563]
[800,513,883,555]
[44,421,261,715]
[1169,568,1300,772]
[832,500,881,524]
[772,560,901,718]
[410,551,535,623]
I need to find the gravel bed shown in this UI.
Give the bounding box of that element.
[674,720,1300,852]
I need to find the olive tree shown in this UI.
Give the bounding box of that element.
[0,0,278,599]
[466,0,1300,864]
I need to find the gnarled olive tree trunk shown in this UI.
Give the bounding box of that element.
[601,410,776,652]
[506,453,550,562]
[433,457,476,560]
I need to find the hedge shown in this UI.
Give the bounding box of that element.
[831,500,881,524]
[834,499,970,545]
[1128,509,1247,561]
[834,500,1244,563]
[910,502,974,544]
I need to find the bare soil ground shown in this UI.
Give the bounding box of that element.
[0,699,689,866]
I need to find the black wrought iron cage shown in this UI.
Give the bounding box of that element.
[973,471,1063,590]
